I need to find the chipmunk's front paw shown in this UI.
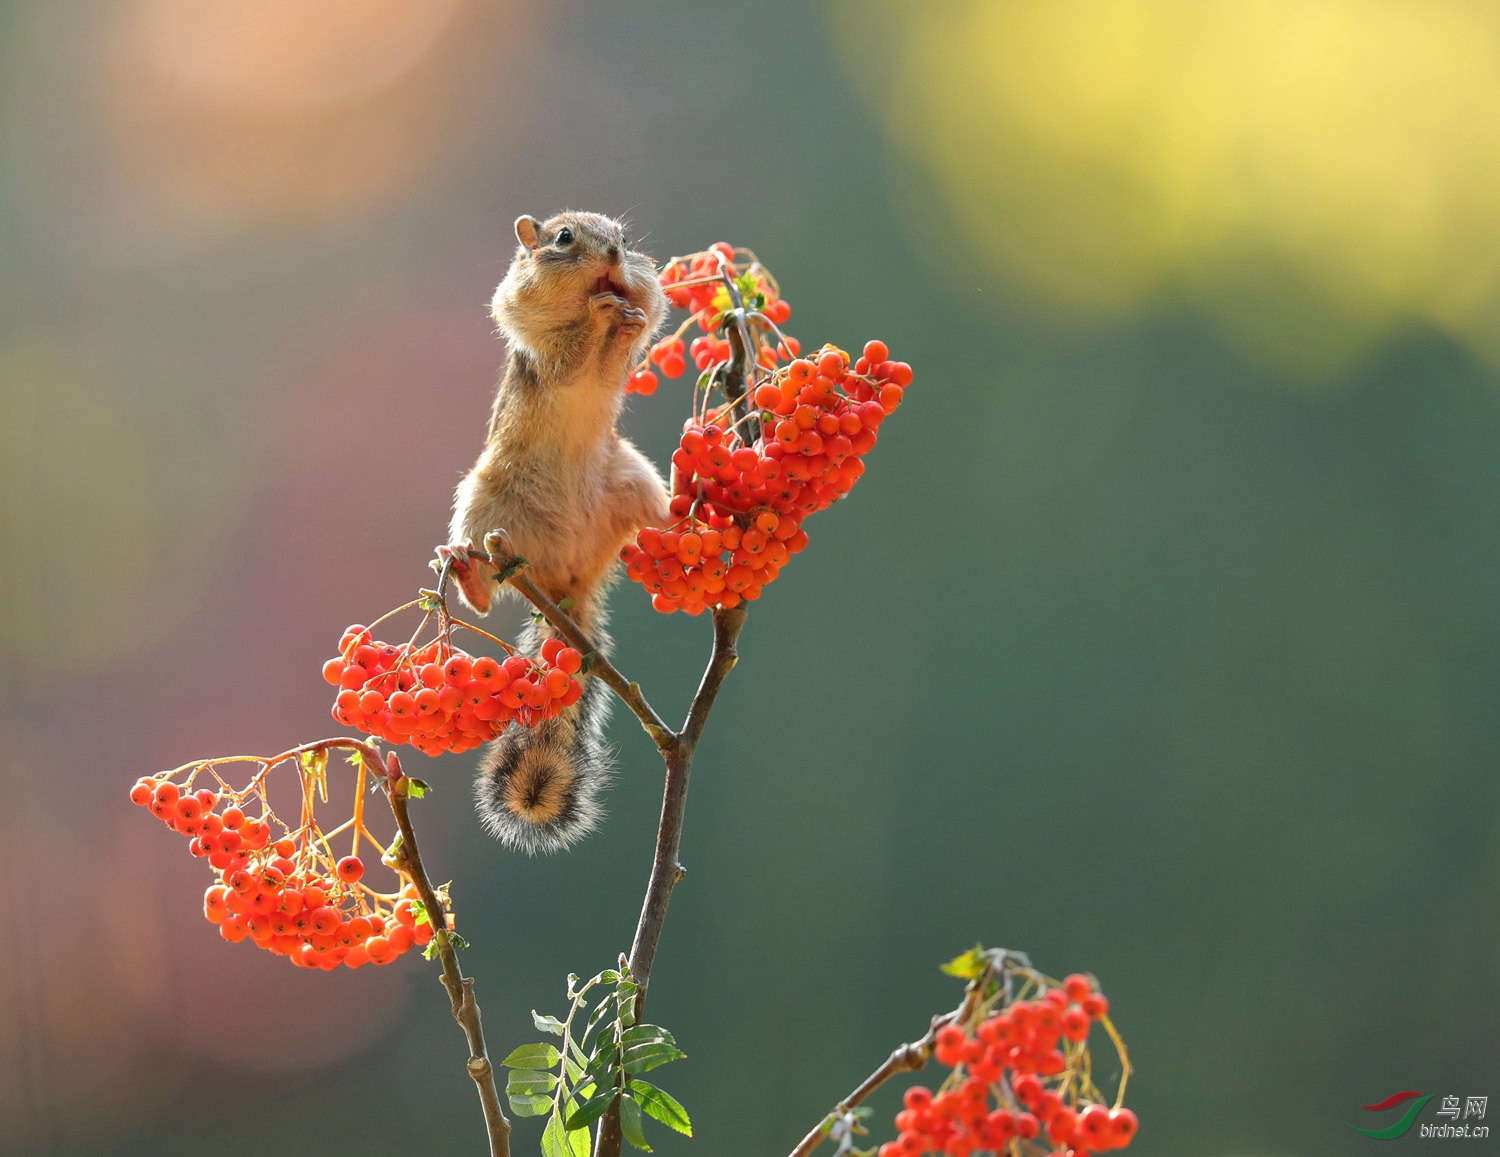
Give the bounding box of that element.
[590,290,629,314]
[435,541,498,615]
[592,293,648,343]
[616,304,649,336]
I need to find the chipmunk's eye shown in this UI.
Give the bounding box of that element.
[555,228,574,247]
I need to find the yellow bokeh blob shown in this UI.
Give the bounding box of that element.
[830,0,1500,377]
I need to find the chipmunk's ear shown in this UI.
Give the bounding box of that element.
[514,215,541,250]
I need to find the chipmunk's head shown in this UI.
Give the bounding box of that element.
[491,211,666,350]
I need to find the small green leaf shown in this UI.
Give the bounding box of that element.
[532,1011,566,1037]
[541,1111,592,1157]
[410,899,431,928]
[300,749,329,801]
[506,1069,559,1096]
[628,1080,691,1136]
[585,1040,618,1073]
[623,1042,687,1074]
[619,1095,652,1152]
[940,945,988,980]
[507,1092,553,1117]
[405,777,430,799]
[620,1024,674,1046]
[541,1113,582,1157]
[564,1089,617,1131]
[445,931,470,951]
[502,1042,560,1069]
[558,597,576,611]
[579,651,596,675]
[496,556,529,583]
[584,998,614,1036]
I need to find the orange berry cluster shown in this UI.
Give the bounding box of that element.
[884,976,1137,1157]
[129,772,446,970]
[628,243,792,395]
[325,625,583,756]
[621,342,911,614]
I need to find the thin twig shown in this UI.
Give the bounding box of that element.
[435,542,676,753]
[506,568,675,752]
[785,968,996,1157]
[384,749,511,1157]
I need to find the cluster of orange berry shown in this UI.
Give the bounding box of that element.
[626,243,794,397]
[325,625,583,756]
[621,342,910,614]
[129,769,445,970]
[884,975,1137,1157]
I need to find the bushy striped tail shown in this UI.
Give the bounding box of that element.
[474,613,612,854]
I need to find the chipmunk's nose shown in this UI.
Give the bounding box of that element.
[606,244,621,263]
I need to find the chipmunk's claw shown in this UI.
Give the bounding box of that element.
[435,541,473,569]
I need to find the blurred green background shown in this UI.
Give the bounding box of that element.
[2,2,1497,1154]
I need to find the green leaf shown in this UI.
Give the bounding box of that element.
[619,1095,652,1152]
[541,1112,586,1157]
[506,1069,559,1096]
[557,597,576,611]
[405,777,430,799]
[507,1092,553,1117]
[541,1112,592,1157]
[940,945,988,980]
[496,556,529,584]
[532,1011,566,1037]
[628,1080,691,1136]
[563,1053,590,1085]
[501,1042,560,1069]
[616,982,639,1028]
[409,899,431,928]
[300,749,329,801]
[584,995,614,1035]
[620,1024,674,1046]
[579,651,596,675]
[584,1040,618,1077]
[446,931,470,951]
[623,1042,687,1074]
[564,1089,617,1131]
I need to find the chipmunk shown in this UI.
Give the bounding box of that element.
[440,211,669,854]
